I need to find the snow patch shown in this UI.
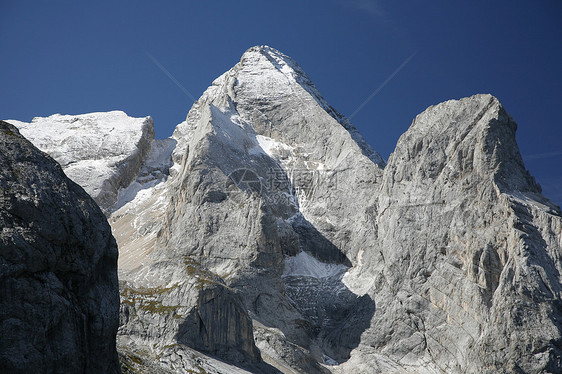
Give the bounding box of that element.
[9,111,151,167]
[322,354,339,366]
[283,251,347,279]
[142,138,176,172]
[506,191,559,213]
[251,135,294,157]
[8,111,154,212]
[113,179,159,213]
[112,138,176,213]
[342,267,375,296]
[210,105,255,152]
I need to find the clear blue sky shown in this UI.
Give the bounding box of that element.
[1,1,561,205]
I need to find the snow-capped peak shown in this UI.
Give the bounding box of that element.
[240,45,312,83]
[8,111,155,213]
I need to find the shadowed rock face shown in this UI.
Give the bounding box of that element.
[0,121,120,373]
[177,285,259,361]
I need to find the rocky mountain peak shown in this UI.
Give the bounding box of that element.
[349,92,562,373]
[238,45,315,91]
[175,45,385,168]
[387,94,543,197]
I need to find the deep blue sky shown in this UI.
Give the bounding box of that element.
[1,1,561,205]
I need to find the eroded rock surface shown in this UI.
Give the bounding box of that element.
[0,121,120,373]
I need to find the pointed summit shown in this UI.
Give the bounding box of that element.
[239,45,312,82]
[180,45,385,167]
[112,46,388,372]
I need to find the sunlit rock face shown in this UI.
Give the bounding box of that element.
[10,111,154,214]
[336,94,562,374]
[0,121,120,374]
[107,45,384,373]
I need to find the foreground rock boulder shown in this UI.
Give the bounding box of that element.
[0,121,120,373]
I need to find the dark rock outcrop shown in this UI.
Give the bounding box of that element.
[0,121,120,373]
[178,285,260,362]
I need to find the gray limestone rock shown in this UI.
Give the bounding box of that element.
[107,45,384,373]
[0,121,120,373]
[337,94,562,373]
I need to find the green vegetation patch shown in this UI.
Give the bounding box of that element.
[183,256,224,290]
[120,282,183,317]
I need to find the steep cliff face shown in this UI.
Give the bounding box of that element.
[0,121,120,373]
[110,45,384,373]
[338,94,562,373]
[10,111,154,214]
[168,45,384,267]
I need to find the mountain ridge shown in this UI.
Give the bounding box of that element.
[4,46,561,373]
